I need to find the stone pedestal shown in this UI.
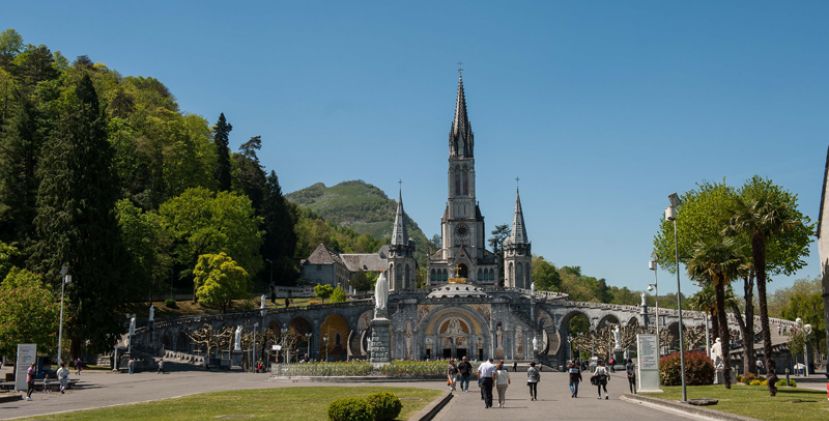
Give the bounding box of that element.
[714,369,737,385]
[370,317,391,368]
[231,351,243,371]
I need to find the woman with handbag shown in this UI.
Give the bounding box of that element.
[592,360,610,399]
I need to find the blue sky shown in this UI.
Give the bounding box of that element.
[3,1,828,294]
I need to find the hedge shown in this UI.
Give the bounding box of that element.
[328,393,402,421]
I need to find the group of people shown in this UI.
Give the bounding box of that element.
[23,362,71,401]
[446,357,541,408]
[446,357,639,406]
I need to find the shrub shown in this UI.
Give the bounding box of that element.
[366,392,402,421]
[284,361,373,377]
[380,360,459,378]
[776,378,796,388]
[750,379,763,386]
[328,398,372,421]
[659,351,714,386]
[164,298,177,308]
[739,372,757,384]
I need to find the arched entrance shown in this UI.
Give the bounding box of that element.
[457,263,469,279]
[420,306,490,361]
[320,314,349,361]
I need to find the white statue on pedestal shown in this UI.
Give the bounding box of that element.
[374,271,388,315]
[148,305,155,322]
[234,325,242,352]
[532,336,538,353]
[613,325,622,351]
[640,292,647,306]
[711,337,724,369]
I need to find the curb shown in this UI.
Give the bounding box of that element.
[0,394,22,404]
[270,376,442,383]
[413,392,453,421]
[620,394,760,421]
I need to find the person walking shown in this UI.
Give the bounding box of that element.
[513,361,518,372]
[526,361,540,401]
[592,360,610,399]
[457,356,472,392]
[56,363,69,394]
[446,359,459,392]
[74,357,82,375]
[157,357,165,374]
[495,360,511,408]
[477,358,496,408]
[625,359,636,394]
[567,361,583,398]
[25,363,36,401]
[128,357,135,375]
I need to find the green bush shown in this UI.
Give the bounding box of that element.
[380,360,459,378]
[328,398,373,421]
[164,298,177,308]
[659,351,714,386]
[776,378,796,388]
[366,392,402,421]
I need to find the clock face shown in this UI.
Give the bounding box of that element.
[455,224,469,237]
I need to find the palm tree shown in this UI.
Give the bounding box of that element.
[686,237,742,389]
[728,176,812,395]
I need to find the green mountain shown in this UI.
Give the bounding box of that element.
[287,180,431,259]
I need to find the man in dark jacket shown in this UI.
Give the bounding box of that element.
[458,356,472,392]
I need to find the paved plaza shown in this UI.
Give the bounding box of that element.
[436,371,706,421]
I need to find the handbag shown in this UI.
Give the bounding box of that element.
[590,375,598,385]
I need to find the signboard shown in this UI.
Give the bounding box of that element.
[15,344,37,391]
[636,334,662,393]
[638,335,658,370]
[272,345,281,351]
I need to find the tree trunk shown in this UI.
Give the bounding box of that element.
[743,273,756,375]
[715,278,731,388]
[753,233,774,395]
[729,301,748,374]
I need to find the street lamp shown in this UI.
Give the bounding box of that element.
[57,264,71,364]
[253,322,259,372]
[648,258,661,356]
[304,332,312,361]
[323,335,329,362]
[666,192,687,402]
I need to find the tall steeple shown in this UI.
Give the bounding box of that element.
[508,188,528,245]
[449,68,474,158]
[391,186,408,247]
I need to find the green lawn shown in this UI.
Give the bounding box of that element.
[29,386,443,421]
[643,384,829,421]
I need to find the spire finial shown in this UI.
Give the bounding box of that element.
[457,61,463,79]
[515,176,520,192]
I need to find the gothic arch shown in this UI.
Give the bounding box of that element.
[320,314,350,361]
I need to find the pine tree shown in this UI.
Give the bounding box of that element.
[32,74,127,355]
[213,113,232,191]
[0,98,40,244]
[262,170,298,285]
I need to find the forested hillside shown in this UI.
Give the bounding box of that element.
[288,180,431,260]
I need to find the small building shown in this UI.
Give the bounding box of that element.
[300,243,351,288]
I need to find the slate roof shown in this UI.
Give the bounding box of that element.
[340,253,388,272]
[305,243,343,265]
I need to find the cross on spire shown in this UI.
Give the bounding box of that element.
[457,61,463,78]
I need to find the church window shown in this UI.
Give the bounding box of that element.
[462,168,468,195]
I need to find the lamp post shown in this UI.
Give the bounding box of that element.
[567,335,574,362]
[304,332,312,361]
[648,258,661,356]
[253,322,259,372]
[323,335,329,362]
[665,192,687,402]
[57,264,71,364]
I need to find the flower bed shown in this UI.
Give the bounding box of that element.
[283,361,373,377]
[280,359,477,378]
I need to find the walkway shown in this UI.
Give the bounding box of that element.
[435,371,705,421]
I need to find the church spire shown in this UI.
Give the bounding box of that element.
[508,187,528,245]
[391,185,409,246]
[449,67,474,158]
